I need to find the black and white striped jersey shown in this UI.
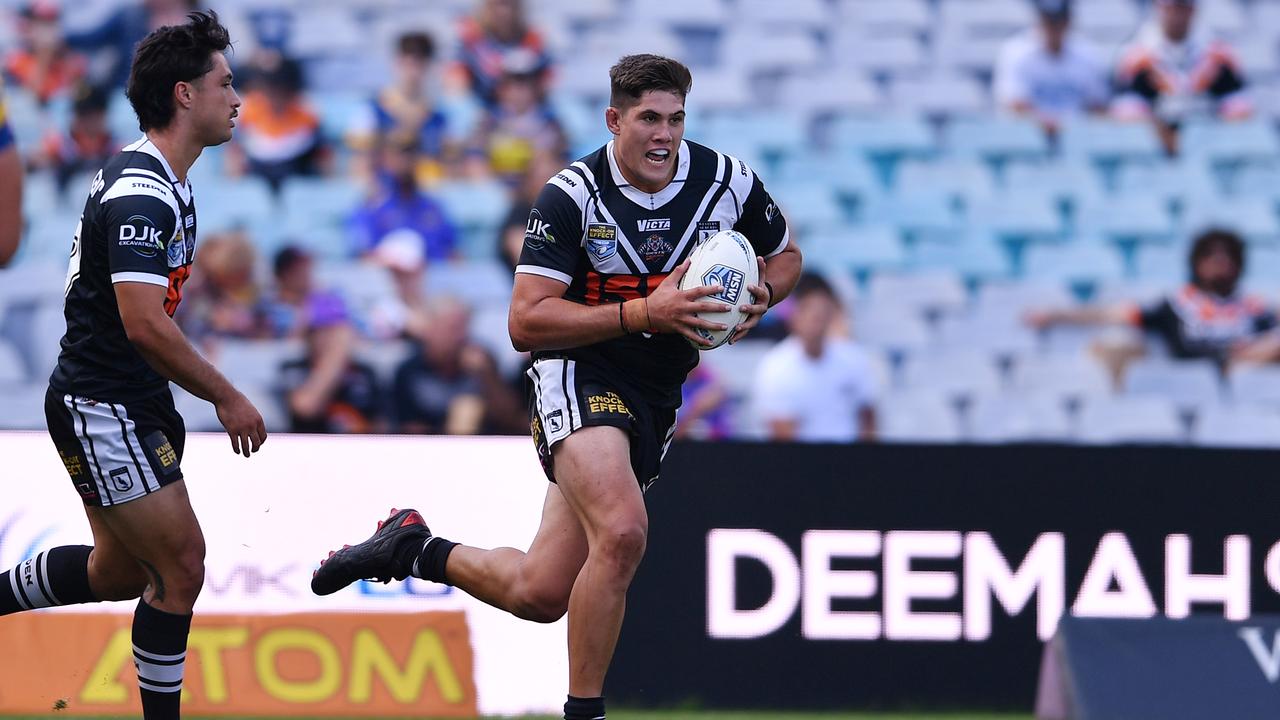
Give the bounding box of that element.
[516,139,789,406]
[49,137,198,402]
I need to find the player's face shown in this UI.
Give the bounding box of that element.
[191,52,240,146]
[1194,245,1240,296]
[607,90,685,194]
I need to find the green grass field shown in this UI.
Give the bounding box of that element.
[0,707,1029,712]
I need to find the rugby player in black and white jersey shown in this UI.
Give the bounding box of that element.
[0,13,265,720]
[312,54,803,720]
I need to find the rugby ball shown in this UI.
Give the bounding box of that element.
[677,230,759,350]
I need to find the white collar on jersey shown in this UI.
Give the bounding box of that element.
[122,136,193,204]
[606,139,691,210]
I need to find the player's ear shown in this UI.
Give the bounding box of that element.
[605,106,622,136]
[174,81,194,111]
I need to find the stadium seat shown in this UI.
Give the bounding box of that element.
[900,348,1004,401]
[640,0,727,26]
[877,390,963,442]
[1233,35,1280,81]
[1123,358,1223,410]
[288,8,364,56]
[1228,364,1280,406]
[681,69,754,112]
[967,391,1072,443]
[1247,247,1280,283]
[1077,396,1185,444]
[895,158,997,202]
[528,0,620,25]
[804,225,907,273]
[1093,277,1175,306]
[1073,0,1142,42]
[736,0,830,29]
[212,339,305,388]
[1180,119,1280,165]
[0,338,27,384]
[431,180,511,259]
[976,278,1075,323]
[867,270,968,316]
[1230,163,1280,198]
[1074,196,1175,243]
[312,91,371,142]
[701,339,775,402]
[468,302,525,378]
[937,0,1035,37]
[831,33,931,76]
[701,112,809,160]
[853,303,932,354]
[196,177,277,234]
[0,261,65,308]
[1133,243,1189,283]
[171,386,224,433]
[968,193,1061,241]
[830,115,936,159]
[771,182,847,230]
[24,302,66,383]
[0,382,48,430]
[890,73,990,117]
[425,259,514,308]
[1196,0,1247,37]
[935,310,1039,356]
[1002,159,1105,208]
[774,152,883,209]
[836,0,933,35]
[931,31,1009,76]
[1022,242,1126,286]
[909,232,1014,281]
[1058,118,1164,163]
[314,261,399,320]
[1010,353,1112,401]
[776,71,883,116]
[1181,197,1280,243]
[1113,160,1220,210]
[583,27,683,59]
[947,116,1049,161]
[1195,403,1280,448]
[865,191,962,240]
[720,27,822,73]
[21,172,59,219]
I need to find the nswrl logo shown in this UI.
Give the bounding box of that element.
[703,264,745,306]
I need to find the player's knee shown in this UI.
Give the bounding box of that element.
[595,520,648,578]
[165,542,207,602]
[87,552,148,601]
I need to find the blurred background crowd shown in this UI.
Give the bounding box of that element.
[5,0,1280,446]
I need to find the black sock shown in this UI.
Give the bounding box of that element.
[406,536,458,584]
[0,545,96,615]
[133,599,192,720]
[564,694,606,720]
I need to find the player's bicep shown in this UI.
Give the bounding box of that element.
[734,175,789,258]
[104,192,179,285]
[115,280,170,341]
[515,182,582,283]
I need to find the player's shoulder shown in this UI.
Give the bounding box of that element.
[687,139,761,190]
[98,142,179,213]
[541,147,605,210]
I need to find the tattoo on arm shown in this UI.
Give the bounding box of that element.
[138,559,166,602]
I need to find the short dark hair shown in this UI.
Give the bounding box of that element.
[126,10,231,132]
[609,54,692,110]
[397,31,435,60]
[1188,227,1245,281]
[792,272,836,302]
[273,245,311,279]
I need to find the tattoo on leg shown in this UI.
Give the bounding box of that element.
[138,559,165,602]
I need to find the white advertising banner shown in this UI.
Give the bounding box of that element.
[0,431,567,715]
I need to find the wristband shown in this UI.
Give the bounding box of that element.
[764,281,775,307]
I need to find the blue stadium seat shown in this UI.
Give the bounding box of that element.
[425,259,514,308]
[1077,396,1184,444]
[937,0,1035,37]
[836,0,933,35]
[1233,36,1280,82]
[830,115,935,159]
[878,390,963,442]
[895,158,997,201]
[1230,163,1280,198]
[1002,159,1105,207]
[1182,196,1280,243]
[931,31,1009,76]
[890,73,990,117]
[777,71,883,116]
[853,302,931,353]
[0,338,27,384]
[947,116,1049,161]
[313,261,398,321]
[213,339,305,388]
[431,180,510,259]
[1196,0,1247,36]
[279,177,363,257]
[1133,243,1188,283]
[1246,247,1280,283]
[313,91,371,142]
[642,0,728,27]
[196,177,276,234]
[1011,352,1112,403]
[1229,365,1280,406]
[774,152,883,208]
[1073,0,1142,41]
[1114,160,1220,209]
[1181,119,1280,165]
[720,27,822,73]
[967,391,1072,443]
[1124,358,1223,410]
[583,27,683,58]
[804,225,907,273]
[736,0,831,29]
[288,8,364,57]
[866,270,968,316]
[830,33,931,76]
[968,193,1061,240]
[1022,242,1126,286]
[1195,403,1280,448]
[21,172,58,220]
[0,382,48,430]
[1074,196,1175,243]
[701,112,808,161]
[865,191,961,240]
[935,310,1038,356]
[1059,118,1164,162]
[976,278,1075,325]
[909,232,1014,280]
[682,70,753,112]
[900,348,1004,401]
[772,182,846,230]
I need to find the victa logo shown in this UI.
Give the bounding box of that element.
[637,218,671,232]
[703,264,745,306]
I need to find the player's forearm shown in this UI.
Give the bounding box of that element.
[509,296,634,352]
[0,148,23,267]
[127,314,240,404]
[763,244,803,306]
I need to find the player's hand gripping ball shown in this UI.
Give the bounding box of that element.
[677,230,760,350]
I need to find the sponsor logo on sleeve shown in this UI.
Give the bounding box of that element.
[525,208,554,250]
[554,172,577,187]
[587,223,618,261]
[118,215,165,257]
[765,201,779,223]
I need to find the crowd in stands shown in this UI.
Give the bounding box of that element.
[5,0,1280,447]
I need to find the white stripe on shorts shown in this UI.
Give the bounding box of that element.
[63,394,156,506]
[529,358,582,446]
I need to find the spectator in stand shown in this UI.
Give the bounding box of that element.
[174,231,264,347]
[258,245,350,341]
[277,302,385,434]
[30,82,115,192]
[465,60,567,184]
[392,296,523,434]
[65,0,197,89]
[994,0,1109,136]
[496,150,563,271]
[348,134,459,262]
[1025,229,1277,369]
[4,1,85,106]
[676,364,732,440]
[226,54,328,192]
[753,273,880,443]
[0,80,22,267]
[1114,0,1252,155]
[347,31,453,186]
[456,0,552,108]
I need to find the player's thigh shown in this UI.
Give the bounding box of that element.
[520,483,589,591]
[83,506,148,590]
[551,425,647,541]
[94,479,206,582]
